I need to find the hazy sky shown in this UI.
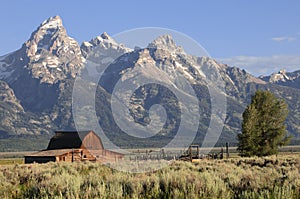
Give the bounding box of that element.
[0,0,299,75]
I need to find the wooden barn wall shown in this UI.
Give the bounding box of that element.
[57,149,96,162]
[82,132,103,150]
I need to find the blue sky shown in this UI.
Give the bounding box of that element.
[0,0,299,75]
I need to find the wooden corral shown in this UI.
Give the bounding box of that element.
[25,130,124,164]
[179,145,201,162]
[179,144,229,162]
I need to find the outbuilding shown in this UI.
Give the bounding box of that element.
[25,130,124,163]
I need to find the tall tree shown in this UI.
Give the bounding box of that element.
[237,90,290,156]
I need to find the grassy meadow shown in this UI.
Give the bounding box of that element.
[0,154,299,198]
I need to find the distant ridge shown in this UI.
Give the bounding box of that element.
[0,16,299,150]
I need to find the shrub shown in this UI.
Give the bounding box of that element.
[0,155,299,198]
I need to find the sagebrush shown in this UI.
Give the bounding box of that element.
[0,154,299,198]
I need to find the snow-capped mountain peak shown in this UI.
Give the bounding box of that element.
[81,32,132,59]
[150,34,176,47]
[0,16,83,85]
[40,15,63,30]
[259,69,300,89]
[99,32,113,40]
[0,15,300,146]
[148,34,184,55]
[270,69,290,82]
[25,15,73,57]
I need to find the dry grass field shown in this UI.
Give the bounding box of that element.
[0,153,299,198]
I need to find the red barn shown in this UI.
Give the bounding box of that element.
[25,130,124,163]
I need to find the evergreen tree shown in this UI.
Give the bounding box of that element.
[237,90,290,156]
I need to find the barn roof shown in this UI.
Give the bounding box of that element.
[47,130,100,150]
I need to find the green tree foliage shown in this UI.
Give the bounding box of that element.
[238,90,290,156]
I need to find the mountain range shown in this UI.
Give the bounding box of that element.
[0,16,299,151]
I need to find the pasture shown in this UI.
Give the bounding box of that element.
[0,151,299,198]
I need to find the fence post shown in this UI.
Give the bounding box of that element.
[226,142,229,158]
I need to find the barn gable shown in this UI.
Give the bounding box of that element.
[47,130,104,150]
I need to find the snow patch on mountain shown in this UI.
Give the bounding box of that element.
[261,69,291,83]
[81,32,132,58]
[259,69,300,89]
[40,16,63,30]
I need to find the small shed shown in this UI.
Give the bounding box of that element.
[25,130,124,164]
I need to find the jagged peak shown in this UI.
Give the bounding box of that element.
[10,16,84,84]
[81,32,118,51]
[81,32,118,48]
[148,34,177,49]
[28,15,66,43]
[153,34,175,45]
[100,32,112,40]
[93,32,117,44]
[40,16,63,30]
[81,32,132,58]
[147,34,186,56]
[24,15,79,58]
[278,69,287,75]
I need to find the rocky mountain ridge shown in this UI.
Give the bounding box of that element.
[260,69,300,89]
[0,16,299,150]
